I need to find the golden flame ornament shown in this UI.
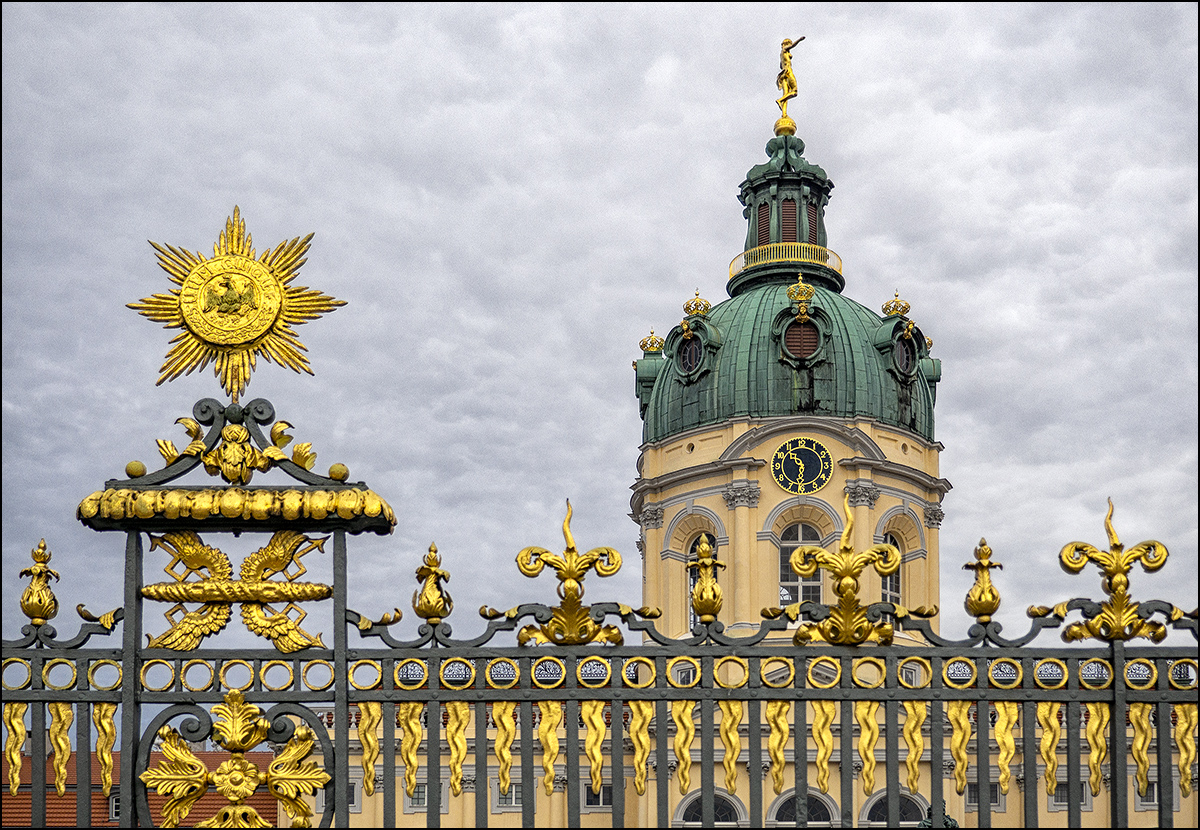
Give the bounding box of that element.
[129,207,345,402]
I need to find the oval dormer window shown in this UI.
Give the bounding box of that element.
[784,321,820,359]
[680,337,703,373]
[894,337,916,375]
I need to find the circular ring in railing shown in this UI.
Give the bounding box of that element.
[394,659,427,691]
[987,658,1023,690]
[531,656,566,690]
[1168,658,1198,691]
[805,656,839,690]
[349,660,383,691]
[577,657,612,690]
[41,658,78,691]
[667,656,701,689]
[181,659,216,693]
[439,658,476,690]
[302,660,335,692]
[942,658,977,690]
[852,657,886,689]
[715,656,749,689]
[1123,658,1157,690]
[87,659,122,692]
[3,658,32,691]
[622,657,656,689]
[260,660,295,692]
[140,659,176,692]
[1078,658,1113,691]
[219,659,255,692]
[760,656,795,689]
[1033,658,1068,690]
[485,658,520,690]
[898,657,932,689]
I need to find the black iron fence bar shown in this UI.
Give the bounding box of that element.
[1066,656,1082,829]
[1155,675,1174,829]
[383,694,396,829]
[1021,685,1039,827]
[792,653,807,830]
[700,653,715,828]
[473,698,487,829]
[1111,640,1128,827]
[121,529,143,829]
[839,665,853,828]
[564,696,579,828]
[655,677,668,827]
[521,695,536,829]
[332,530,351,830]
[610,680,626,830]
[748,694,763,829]
[974,654,991,829]
[930,686,945,829]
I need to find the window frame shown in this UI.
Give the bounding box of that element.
[779,523,822,606]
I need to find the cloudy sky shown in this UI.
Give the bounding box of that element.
[3,4,1196,650]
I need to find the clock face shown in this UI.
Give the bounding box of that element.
[771,437,834,495]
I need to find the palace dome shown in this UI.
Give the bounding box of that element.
[634,134,941,445]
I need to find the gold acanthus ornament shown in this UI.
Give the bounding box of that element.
[688,534,725,624]
[1028,499,1172,642]
[763,494,936,645]
[963,538,1002,622]
[129,207,345,402]
[482,501,660,646]
[140,530,332,652]
[140,690,329,828]
[19,540,60,626]
[156,417,321,485]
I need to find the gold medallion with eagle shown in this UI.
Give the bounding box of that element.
[129,207,344,401]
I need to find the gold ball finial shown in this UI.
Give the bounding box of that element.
[126,460,147,478]
[639,329,664,352]
[328,463,349,482]
[683,289,711,317]
[882,290,911,317]
[774,116,797,137]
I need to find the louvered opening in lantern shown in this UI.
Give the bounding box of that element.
[781,199,798,243]
[757,202,771,246]
[806,202,819,244]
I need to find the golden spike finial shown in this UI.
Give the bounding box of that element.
[562,499,576,552]
[413,542,453,624]
[963,538,1003,623]
[1103,497,1120,551]
[20,539,60,626]
[774,37,805,136]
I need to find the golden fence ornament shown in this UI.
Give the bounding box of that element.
[688,534,725,623]
[19,540,60,626]
[129,207,345,403]
[139,689,329,828]
[482,500,659,646]
[412,543,453,623]
[964,538,1002,622]
[763,494,934,645]
[139,530,332,652]
[1028,499,1173,642]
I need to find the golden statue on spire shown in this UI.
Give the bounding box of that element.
[775,36,805,136]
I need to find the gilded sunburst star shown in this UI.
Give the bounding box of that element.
[128,207,345,401]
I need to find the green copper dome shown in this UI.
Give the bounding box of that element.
[634,130,942,445]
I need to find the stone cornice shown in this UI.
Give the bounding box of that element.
[630,457,766,515]
[837,457,952,497]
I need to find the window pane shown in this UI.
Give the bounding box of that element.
[801,523,820,542]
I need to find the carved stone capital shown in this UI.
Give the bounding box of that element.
[460,774,475,792]
[554,774,569,791]
[844,481,880,508]
[924,503,945,528]
[722,481,761,509]
[639,503,664,529]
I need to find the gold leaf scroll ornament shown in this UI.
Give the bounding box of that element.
[140,690,329,828]
[129,206,345,402]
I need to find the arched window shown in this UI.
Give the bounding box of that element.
[863,792,925,826]
[681,793,741,826]
[779,523,822,605]
[679,336,703,373]
[687,533,716,632]
[771,793,836,827]
[881,532,902,606]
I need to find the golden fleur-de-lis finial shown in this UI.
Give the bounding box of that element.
[963,539,1003,623]
[129,207,345,402]
[1029,499,1171,642]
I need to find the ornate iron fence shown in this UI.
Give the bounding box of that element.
[2,398,1197,828]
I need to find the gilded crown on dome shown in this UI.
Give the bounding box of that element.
[786,274,815,304]
[882,290,911,317]
[639,329,664,353]
[683,290,711,317]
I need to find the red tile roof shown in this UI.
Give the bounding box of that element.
[1,750,280,826]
